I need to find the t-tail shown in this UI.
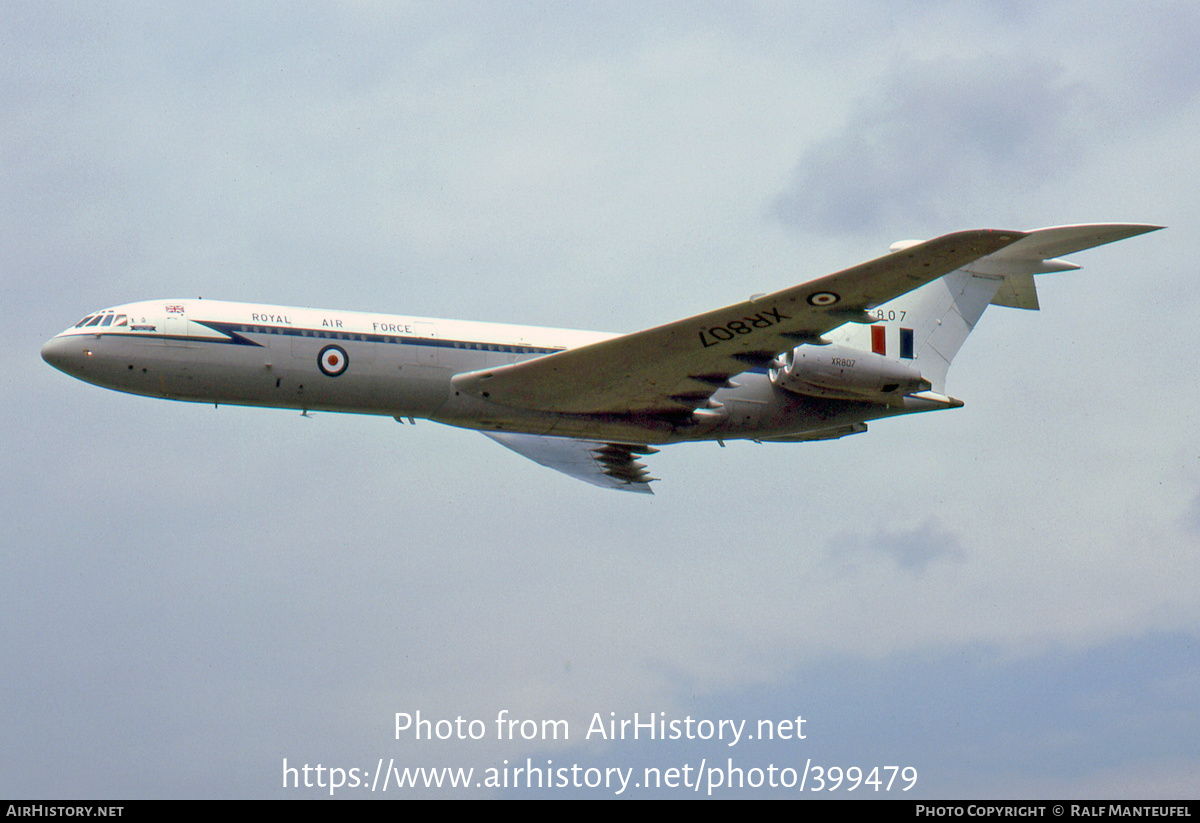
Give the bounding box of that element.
[823,224,1162,394]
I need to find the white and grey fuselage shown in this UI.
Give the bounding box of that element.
[41,298,925,445]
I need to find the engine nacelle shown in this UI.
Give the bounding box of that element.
[770,344,931,401]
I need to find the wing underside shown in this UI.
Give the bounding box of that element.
[483,432,658,494]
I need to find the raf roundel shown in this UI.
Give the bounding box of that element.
[807,291,840,306]
[318,344,349,377]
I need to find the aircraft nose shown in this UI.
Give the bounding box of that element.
[41,335,84,375]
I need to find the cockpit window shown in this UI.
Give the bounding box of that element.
[99,314,114,326]
[114,315,127,326]
[74,315,95,328]
[84,315,104,327]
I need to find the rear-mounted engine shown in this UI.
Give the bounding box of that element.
[770,344,931,401]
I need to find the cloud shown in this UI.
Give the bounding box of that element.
[826,517,966,573]
[769,55,1086,234]
[1182,492,1200,536]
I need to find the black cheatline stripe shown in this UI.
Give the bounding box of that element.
[198,320,565,355]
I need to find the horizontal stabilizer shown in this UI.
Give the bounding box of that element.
[989,273,1041,310]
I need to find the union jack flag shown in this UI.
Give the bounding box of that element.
[166,305,184,314]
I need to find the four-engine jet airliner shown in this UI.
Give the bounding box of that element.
[42,223,1159,493]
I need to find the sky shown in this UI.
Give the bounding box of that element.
[3,1,1199,799]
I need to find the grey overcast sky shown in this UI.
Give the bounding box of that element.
[4,1,1198,798]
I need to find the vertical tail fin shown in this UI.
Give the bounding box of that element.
[828,269,1002,393]
[826,224,1162,393]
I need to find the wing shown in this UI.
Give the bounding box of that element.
[966,222,1161,266]
[483,432,658,494]
[452,229,1025,416]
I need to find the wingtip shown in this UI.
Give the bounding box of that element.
[1111,223,1165,236]
[1094,223,1166,243]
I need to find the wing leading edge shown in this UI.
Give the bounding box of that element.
[452,229,1025,417]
